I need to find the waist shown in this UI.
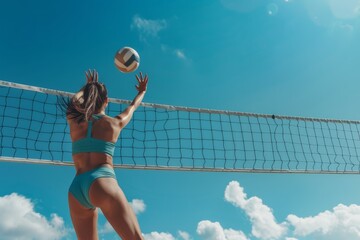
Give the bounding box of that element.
[73,160,114,175]
[72,138,115,156]
[73,165,116,178]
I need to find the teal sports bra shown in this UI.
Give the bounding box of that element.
[72,114,115,157]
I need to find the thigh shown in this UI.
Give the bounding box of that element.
[89,178,143,240]
[68,192,99,240]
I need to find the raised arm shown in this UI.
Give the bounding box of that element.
[115,72,148,129]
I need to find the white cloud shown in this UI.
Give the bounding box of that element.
[195,181,360,240]
[332,22,354,33]
[143,231,175,240]
[130,199,146,215]
[222,0,360,19]
[131,15,167,40]
[221,0,360,32]
[224,181,287,240]
[304,0,360,31]
[100,198,146,234]
[178,230,191,240]
[287,203,360,239]
[197,220,248,240]
[161,45,189,61]
[224,228,249,240]
[197,221,226,240]
[0,193,67,240]
[99,221,114,234]
[328,0,360,19]
[174,49,186,60]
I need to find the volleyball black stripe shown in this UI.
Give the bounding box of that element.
[114,47,140,73]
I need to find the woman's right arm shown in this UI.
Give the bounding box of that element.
[115,72,148,129]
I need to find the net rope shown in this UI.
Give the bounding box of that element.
[1,80,360,174]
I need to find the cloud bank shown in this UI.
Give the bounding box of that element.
[130,198,146,215]
[197,220,248,240]
[143,231,175,240]
[143,180,360,240]
[288,203,360,239]
[224,181,287,239]
[217,181,360,240]
[0,193,67,240]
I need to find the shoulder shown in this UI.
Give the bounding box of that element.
[102,115,121,127]
[107,115,126,129]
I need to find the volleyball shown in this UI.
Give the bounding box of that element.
[114,47,140,73]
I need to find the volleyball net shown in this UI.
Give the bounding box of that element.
[1,80,360,174]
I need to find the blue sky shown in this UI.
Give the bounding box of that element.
[1,0,360,239]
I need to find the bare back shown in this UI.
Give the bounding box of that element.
[69,115,121,174]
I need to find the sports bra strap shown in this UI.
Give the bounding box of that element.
[86,121,93,138]
[86,114,105,138]
[93,114,105,120]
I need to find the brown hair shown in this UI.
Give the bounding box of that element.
[60,79,108,123]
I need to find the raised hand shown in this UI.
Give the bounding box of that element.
[135,72,148,93]
[85,69,99,83]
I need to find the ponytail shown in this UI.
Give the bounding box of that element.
[83,83,99,121]
[59,70,108,123]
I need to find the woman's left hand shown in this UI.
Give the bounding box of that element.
[85,69,99,83]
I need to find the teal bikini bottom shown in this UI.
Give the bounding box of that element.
[69,166,116,209]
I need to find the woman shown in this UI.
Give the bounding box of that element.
[64,69,148,240]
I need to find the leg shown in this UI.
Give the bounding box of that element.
[89,178,143,240]
[68,192,99,240]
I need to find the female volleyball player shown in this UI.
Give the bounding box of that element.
[64,69,148,240]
